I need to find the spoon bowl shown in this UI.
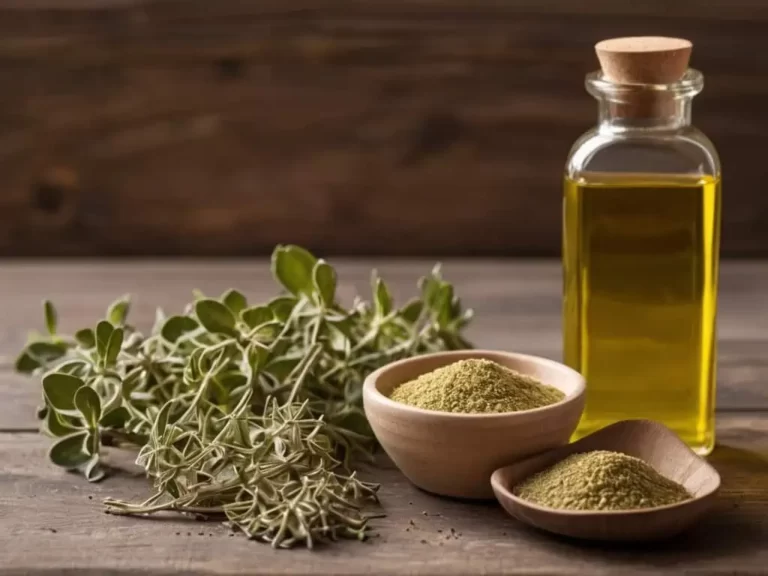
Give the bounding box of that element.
[491,419,721,541]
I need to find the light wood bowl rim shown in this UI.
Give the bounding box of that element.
[363,349,586,421]
[490,419,722,518]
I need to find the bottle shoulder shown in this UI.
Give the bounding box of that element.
[566,125,721,179]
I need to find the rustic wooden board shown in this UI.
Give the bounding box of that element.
[0,413,765,575]
[2,260,768,430]
[1,1,768,256]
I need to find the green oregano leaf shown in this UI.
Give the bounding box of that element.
[83,455,106,482]
[44,300,57,336]
[42,373,85,412]
[15,350,40,374]
[247,344,270,373]
[222,289,248,316]
[48,431,91,470]
[400,299,424,324]
[272,245,317,296]
[251,321,281,342]
[75,387,102,429]
[373,275,392,317]
[161,316,199,343]
[96,321,114,361]
[313,260,337,307]
[100,406,129,429]
[107,295,131,326]
[419,270,441,309]
[15,341,68,373]
[55,359,88,376]
[74,328,96,349]
[240,306,273,329]
[43,408,81,437]
[195,299,237,336]
[104,327,124,367]
[195,298,237,336]
[264,356,302,381]
[29,341,68,360]
[268,296,296,322]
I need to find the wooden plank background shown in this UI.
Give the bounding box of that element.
[1,0,767,257]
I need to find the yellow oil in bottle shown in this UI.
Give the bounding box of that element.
[563,172,721,454]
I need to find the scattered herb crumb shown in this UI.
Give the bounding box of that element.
[409,520,415,526]
[87,496,93,500]
[198,532,204,536]
[175,532,180,536]
[228,534,234,537]
[437,529,443,533]
[420,539,427,544]
[422,511,428,516]
[47,528,57,533]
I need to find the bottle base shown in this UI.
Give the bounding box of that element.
[571,422,714,457]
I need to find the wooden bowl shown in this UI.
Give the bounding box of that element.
[362,350,585,499]
[491,419,721,541]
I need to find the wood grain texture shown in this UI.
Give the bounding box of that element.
[0,413,765,575]
[2,259,768,430]
[0,0,767,256]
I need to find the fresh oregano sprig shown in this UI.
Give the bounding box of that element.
[15,245,473,548]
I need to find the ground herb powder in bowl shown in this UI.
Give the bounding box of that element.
[514,450,692,511]
[389,358,565,414]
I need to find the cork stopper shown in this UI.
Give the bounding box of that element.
[594,37,692,118]
[596,37,692,84]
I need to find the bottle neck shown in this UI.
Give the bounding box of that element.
[586,69,702,133]
[598,96,692,132]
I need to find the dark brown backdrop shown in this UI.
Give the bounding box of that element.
[0,0,766,257]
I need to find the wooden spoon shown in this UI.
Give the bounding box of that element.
[490,419,721,541]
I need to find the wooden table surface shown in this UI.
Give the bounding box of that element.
[1,260,767,575]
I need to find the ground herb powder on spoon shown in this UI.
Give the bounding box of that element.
[514,450,692,511]
[389,358,564,413]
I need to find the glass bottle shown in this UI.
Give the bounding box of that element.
[563,38,721,455]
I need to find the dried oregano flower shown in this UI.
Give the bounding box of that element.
[15,245,473,548]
